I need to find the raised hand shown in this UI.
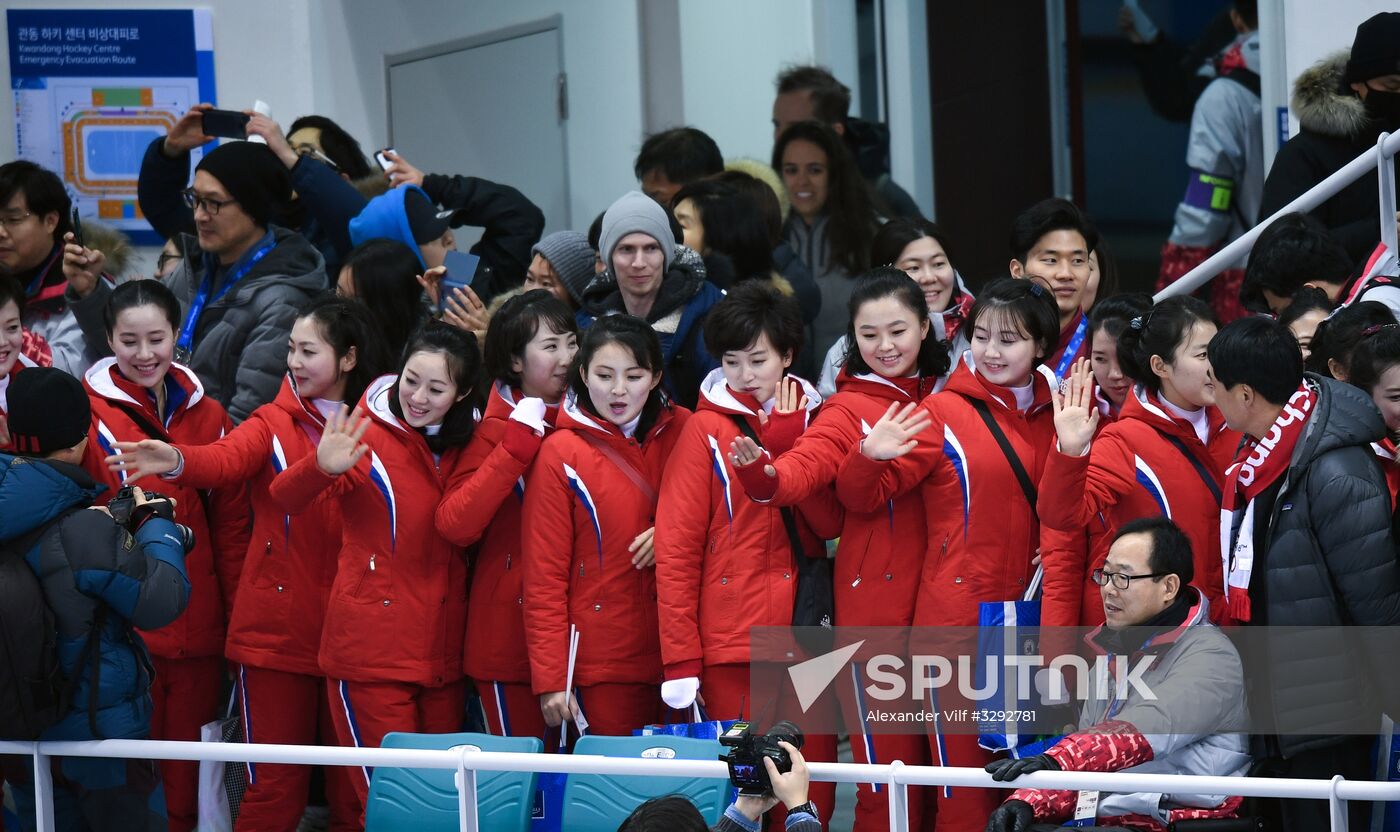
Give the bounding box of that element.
[382,149,424,188]
[1050,357,1099,457]
[860,402,931,460]
[316,406,371,475]
[62,232,105,298]
[758,376,809,425]
[244,112,297,168]
[416,266,446,309]
[729,435,776,477]
[441,286,489,341]
[107,439,181,480]
[162,104,215,156]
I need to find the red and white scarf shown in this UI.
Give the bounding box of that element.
[1219,382,1317,622]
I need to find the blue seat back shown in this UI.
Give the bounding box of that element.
[366,731,542,832]
[560,735,728,831]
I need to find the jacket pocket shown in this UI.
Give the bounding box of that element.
[347,550,393,605]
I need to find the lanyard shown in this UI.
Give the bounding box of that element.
[177,240,275,353]
[1053,314,1088,379]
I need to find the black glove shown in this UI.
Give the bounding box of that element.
[984,798,1034,832]
[984,753,1059,782]
[130,497,177,530]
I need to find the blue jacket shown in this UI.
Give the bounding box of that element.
[0,454,189,740]
[577,246,723,410]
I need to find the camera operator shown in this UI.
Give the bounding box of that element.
[0,367,191,830]
[717,741,820,832]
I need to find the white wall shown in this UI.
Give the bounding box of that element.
[308,0,645,228]
[0,0,317,162]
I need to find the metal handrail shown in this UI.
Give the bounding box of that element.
[1156,129,1400,300]
[2,738,1395,832]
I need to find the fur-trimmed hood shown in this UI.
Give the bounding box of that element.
[1292,49,1371,139]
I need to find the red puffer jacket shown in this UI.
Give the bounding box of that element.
[836,357,1057,627]
[82,358,250,659]
[736,368,936,627]
[522,395,689,695]
[654,370,840,678]
[0,353,37,451]
[269,374,470,688]
[171,375,341,675]
[436,382,557,684]
[1038,386,1239,626]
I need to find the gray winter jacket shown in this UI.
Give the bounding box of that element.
[67,226,325,423]
[783,213,857,375]
[1236,374,1400,757]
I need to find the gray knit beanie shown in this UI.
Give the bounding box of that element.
[531,230,596,304]
[600,191,675,273]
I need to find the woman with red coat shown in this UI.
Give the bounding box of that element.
[730,268,951,831]
[523,315,690,739]
[268,322,480,818]
[655,283,839,825]
[1039,296,1238,628]
[0,276,38,451]
[435,290,578,745]
[78,279,250,832]
[836,278,1062,832]
[105,295,388,831]
[1346,325,1400,508]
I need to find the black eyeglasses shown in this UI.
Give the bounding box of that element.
[1091,568,1168,590]
[181,189,237,216]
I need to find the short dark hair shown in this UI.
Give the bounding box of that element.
[287,115,373,180]
[1278,285,1334,329]
[712,170,783,247]
[1114,516,1194,588]
[1349,323,1400,394]
[1116,296,1216,394]
[297,294,393,407]
[0,275,25,318]
[870,217,957,272]
[1308,300,1398,377]
[672,178,774,279]
[772,121,877,274]
[1087,292,1153,343]
[483,289,577,389]
[1240,213,1351,312]
[965,277,1063,363]
[1234,0,1259,29]
[776,65,852,124]
[1208,316,1305,405]
[341,238,429,362]
[1008,198,1098,265]
[616,796,708,832]
[842,267,952,379]
[703,280,804,359]
[0,160,71,243]
[391,322,482,452]
[633,127,724,188]
[103,279,182,337]
[570,315,667,439]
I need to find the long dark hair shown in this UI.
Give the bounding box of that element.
[103,279,182,337]
[772,120,876,274]
[296,294,391,407]
[389,322,482,452]
[340,238,428,361]
[1349,324,1400,395]
[1115,296,1215,394]
[671,178,774,280]
[1309,301,1398,379]
[569,315,667,441]
[842,267,951,379]
[964,277,1062,365]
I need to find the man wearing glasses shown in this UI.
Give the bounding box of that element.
[984,517,1252,831]
[0,161,96,375]
[64,140,325,423]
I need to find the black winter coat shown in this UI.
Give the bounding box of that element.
[1242,375,1400,757]
[1259,51,1397,264]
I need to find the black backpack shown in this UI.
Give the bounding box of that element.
[0,509,97,740]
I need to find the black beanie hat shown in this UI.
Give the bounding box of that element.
[194,141,292,228]
[1345,12,1400,84]
[7,367,90,455]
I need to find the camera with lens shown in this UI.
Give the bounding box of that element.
[718,720,804,795]
[107,486,195,551]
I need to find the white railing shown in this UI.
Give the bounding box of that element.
[1156,129,1400,300]
[3,738,1399,832]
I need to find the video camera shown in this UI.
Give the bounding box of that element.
[107,486,195,551]
[718,720,804,795]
